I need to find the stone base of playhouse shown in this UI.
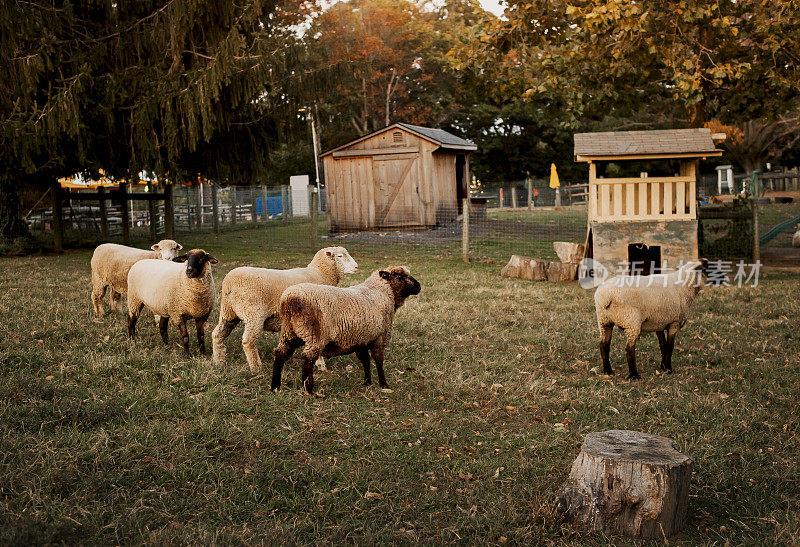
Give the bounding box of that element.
[591,220,698,275]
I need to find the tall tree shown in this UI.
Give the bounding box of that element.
[0,0,307,240]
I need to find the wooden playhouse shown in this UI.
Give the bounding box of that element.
[321,123,476,231]
[574,128,722,274]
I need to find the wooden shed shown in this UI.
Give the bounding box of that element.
[574,128,722,274]
[321,123,477,231]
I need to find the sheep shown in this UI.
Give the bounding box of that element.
[792,224,800,248]
[594,259,709,379]
[271,266,421,394]
[91,240,182,315]
[127,249,217,355]
[211,246,358,372]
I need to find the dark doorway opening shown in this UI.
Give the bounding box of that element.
[628,243,661,275]
[455,154,466,214]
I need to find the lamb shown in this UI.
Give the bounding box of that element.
[91,240,182,315]
[792,224,800,248]
[271,266,421,394]
[211,246,358,372]
[127,249,217,355]
[594,260,709,379]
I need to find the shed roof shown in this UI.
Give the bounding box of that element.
[574,128,720,161]
[321,122,476,157]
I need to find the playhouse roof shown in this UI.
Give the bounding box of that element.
[321,122,476,157]
[574,128,721,161]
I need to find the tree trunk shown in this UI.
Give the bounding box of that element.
[553,242,586,264]
[0,179,30,240]
[556,430,693,539]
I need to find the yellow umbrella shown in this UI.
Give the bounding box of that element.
[549,163,560,189]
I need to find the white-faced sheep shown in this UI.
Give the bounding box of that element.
[271,266,421,394]
[127,249,217,354]
[211,247,358,372]
[792,224,800,248]
[594,259,710,379]
[91,240,182,315]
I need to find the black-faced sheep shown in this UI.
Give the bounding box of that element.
[211,247,358,372]
[91,240,182,315]
[271,266,421,394]
[127,249,217,354]
[594,260,709,379]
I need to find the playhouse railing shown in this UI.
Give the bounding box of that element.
[588,176,697,222]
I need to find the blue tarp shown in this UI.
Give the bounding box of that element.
[255,196,285,216]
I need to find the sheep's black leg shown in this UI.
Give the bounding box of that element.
[177,318,190,355]
[356,347,372,386]
[369,344,388,388]
[599,325,614,375]
[656,331,668,371]
[625,333,640,380]
[159,316,170,344]
[300,354,315,394]
[196,315,209,355]
[271,338,300,391]
[127,303,144,338]
[663,325,678,374]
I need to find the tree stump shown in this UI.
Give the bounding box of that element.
[500,255,548,281]
[556,430,693,539]
[546,261,579,282]
[553,241,586,264]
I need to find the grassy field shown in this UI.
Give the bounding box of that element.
[1,222,800,544]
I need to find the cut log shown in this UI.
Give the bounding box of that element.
[556,430,693,539]
[500,254,522,278]
[546,261,578,282]
[554,241,586,264]
[500,255,548,281]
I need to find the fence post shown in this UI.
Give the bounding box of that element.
[164,184,174,238]
[310,189,318,246]
[197,184,204,230]
[262,185,269,222]
[281,185,289,225]
[98,186,108,240]
[231,187,237,224]
[752,171,760,264]
[511,186,518,209]
[211,183,219,234]
[527,175,533,210]
[147,183,157,241]
[52,183,64,253]
[462,197,470,263]
[251,188,258,228]
[120,183,130,245]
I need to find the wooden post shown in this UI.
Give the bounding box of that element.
[251,188,258,228]
[262,185,269,222]
[462,197,469,263]
[211,183,219,234]
[230,187,237,224]
[197,184,204,230]
[511,186,518,209]
[164,184,175,239]
[98,186,108,240]
[556,430,692,539]
[120,183,130,245]
[52,183,64,253]
[526,175,533,210]
[310,189,318,245]
[147,183,157,241]
[281,185,289,225]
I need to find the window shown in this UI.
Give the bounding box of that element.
[392,131,403,144]
[628,243,661,275]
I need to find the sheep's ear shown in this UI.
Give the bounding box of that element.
[325,250,334,258]
[151,244,160,251]
[208,256,218,264]
[379,270,391,280]
[176,243,183,250]
[697,258,709,272]
[172,254,189,263]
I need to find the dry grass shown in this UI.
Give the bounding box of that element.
[1,223,799,544]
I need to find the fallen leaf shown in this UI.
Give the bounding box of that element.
[364,492,383,500]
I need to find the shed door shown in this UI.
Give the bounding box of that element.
[372,153,422,227]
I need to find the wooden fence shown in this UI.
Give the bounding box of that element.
[588,176,697,222]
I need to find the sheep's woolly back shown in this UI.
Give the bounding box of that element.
[594,263,704,334]
[279,270,397,354]
[92,244,159,294]
[218,246,356,328]
[127,259,215,320]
